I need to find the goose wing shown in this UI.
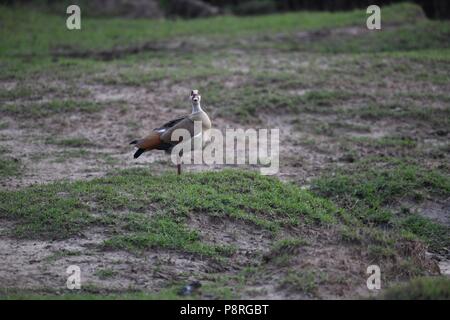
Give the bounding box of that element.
[153,116,187,133]
[159,116,195,143]
[130,115,194,157]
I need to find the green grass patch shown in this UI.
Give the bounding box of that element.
[351,136,417,149]
[313,157,449,206]
[44,249,83,262]
[102,214,228,257]
[0,286,184,300]
[0,3,421,57]
[0,169,337,256]
[279,269,327,296]
[263,237,309,266]
[95,268,117,280]
[1,100,106,119]
[52,149,91,163]
[0,156,21,178]
[46,137,95,148]
[348,102,450,127]
[381,277,450,300]
[96,57,227,86]
[399,215,449,251]
[271,237,308,254]
[298,20,450,54]
[312,157,450,251]
[0,3,433,81]
[206,79,353,122]
[384,48,450,62]
[0,182,94,239]
[0,83,90,101]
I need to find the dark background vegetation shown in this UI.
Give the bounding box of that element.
[1,0,449,19]
[206,0,450,19]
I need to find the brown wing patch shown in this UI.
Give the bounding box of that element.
[136,132,162,151]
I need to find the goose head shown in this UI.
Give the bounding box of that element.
[191,89,201,105]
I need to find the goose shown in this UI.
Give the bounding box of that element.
[130,90,211,174]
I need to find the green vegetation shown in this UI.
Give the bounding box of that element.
[299,20,450,54]
[0,169,336,252]
[263,237,309,266]
[347,102,450,126]
[95,268,117,279]
[52,149,91,163]
[44,249,83,262]
[272,237,308,252]
[0,83,90,101]
[45,137,95,148]
[350,136,417,149]
[103,214,231,256]
[0,3,422,57]
[1,100,106,119]
[0,157,21,178]
[0,146,21,178]
[381,277,450,300]
[312,157,450,251]
[0,286,183,300]
[280,269,327,296]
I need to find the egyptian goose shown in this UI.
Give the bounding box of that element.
[130,90,211,174]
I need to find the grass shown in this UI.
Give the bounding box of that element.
[313,157,450,207]
[44,249,82,262]
[279,269,327,296]
[272,237,309,252]
[0,286,184,300]
[348,102,450,126]
[0,169,337,253]
[1,100,106,119]
[96,58,228,86]
[95,268,117,280]
[0,82,90,101]
[384,48,450,62]
[0,3,444,84]
[0,156,21,178]
[102,214,229,256]
[206,82,354,122]
[0,3,422,57]
[52,149,91,163]
[299,20,450,54]
[351,136,417,149]
[381,277,450,300]
[263,237,309,266]
[312,157,450,251]
[45,137,95,148]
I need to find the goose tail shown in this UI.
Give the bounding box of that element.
[134,148,145,159]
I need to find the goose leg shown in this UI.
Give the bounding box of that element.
[177,149,183,175]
